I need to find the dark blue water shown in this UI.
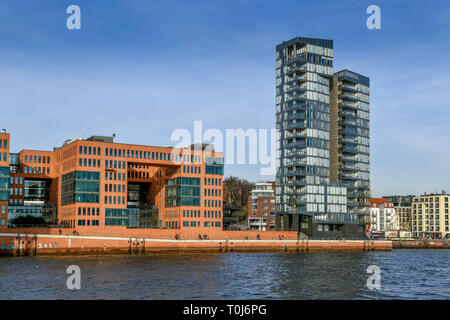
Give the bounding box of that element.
[0,250,448,299]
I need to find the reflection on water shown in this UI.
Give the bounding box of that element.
[0,250,448,299]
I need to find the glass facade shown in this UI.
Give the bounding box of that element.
[61,171,100,205]
[165,177,201,207]
[105,208,128,226]
[205,157,224,175]
[0,167,10,201]
[276,37,370,234]
[330,70,371,225]
[24,180,49,202]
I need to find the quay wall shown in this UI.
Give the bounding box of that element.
[0,231,391,256]
[392,239,450,249]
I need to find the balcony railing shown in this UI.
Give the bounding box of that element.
[340,101,358,110]
[286,84,308,94]
[286,141,307,149]
[340,84,358,93]
[285,103,306,112]
[286,65,308,75]
[339,93,358,102]
[285,55,307,66]
[285,150,307,159]
[285,122,306,130]
[342,145,358,154]
[285,75,307,84]
[286,113,306,121]
[285,93,307,102]
[285,131,307,139]
[285,179,307,186]
[285,169,307,177]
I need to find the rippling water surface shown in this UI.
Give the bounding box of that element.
[0,250,448,299]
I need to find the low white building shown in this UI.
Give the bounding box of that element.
[369,198,399,234]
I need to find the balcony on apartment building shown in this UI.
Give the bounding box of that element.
[285,121,307,131]
[285,103,307,112]
[285,74,308,84]
[339,83,358,93]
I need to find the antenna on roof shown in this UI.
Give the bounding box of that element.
[2,129,6,133]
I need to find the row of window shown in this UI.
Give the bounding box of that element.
[414,209,449,214]
[413,220,449,225]
[106,160,126,169]
[105,184,126,193]
[1,140,7,149]
[105,172,126,181]
[77,220,100,226]
[79,158,101,168]
[204,188,221,197]
[182,221,221,227]
[414,203,449,209]
[204,199,222,208]
[183,166,201,174]
[104,196,126,205]
[78,207,100,216]
[10,177,23,185]
[23,166,50,175]
[182,210,222,219]
[413,227,449,232]
[415,197,449,202]
[23,155,50,164]
[0,153,7,162]
[128,171,150,179]
[165,221,178,229]
[80,145,180,162]
[204,177,222,186]
[10,188,23,196]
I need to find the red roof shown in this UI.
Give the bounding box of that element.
[370,198,394,207]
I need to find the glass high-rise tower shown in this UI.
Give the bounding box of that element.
[275,37,369,237]
[329,70,371,227]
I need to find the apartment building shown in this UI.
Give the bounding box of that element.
[369,198,399,235]
[411,193,450,239]
[275,37,370,238]
[383,195,414,231]
[247,182,276,231]
[330,70,371,224]
[0,133,224,233]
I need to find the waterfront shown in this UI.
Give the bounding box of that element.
[0,250,448,299]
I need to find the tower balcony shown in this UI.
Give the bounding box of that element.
[340,84,358,93]
[286,113,306,121]
[341,172,359,180]
[285,93,307,102]
[286,85,307,95]
[339,93,359,102]
[286,140,307,149]
[286,65,308,75]
[285,103,306,112]
[285,122,306,130]
[285,178,308,187]
[284,160,307,168]
[285,55,307,66]
[285,169,307,177]
[285,131,307,139]
[285,75,308,84]
[341,164,358,172]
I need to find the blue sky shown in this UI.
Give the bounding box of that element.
[1,0,449,197]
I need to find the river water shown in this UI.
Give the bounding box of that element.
[0,249,448,299]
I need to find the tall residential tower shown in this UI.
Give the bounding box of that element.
[275,37,370,237]
[329,70,371,227]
